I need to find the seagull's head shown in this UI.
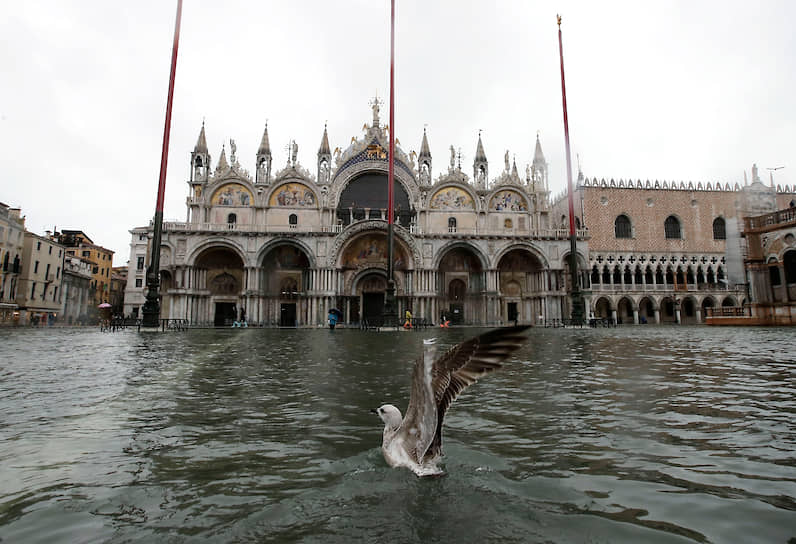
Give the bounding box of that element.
[371,404,402,430]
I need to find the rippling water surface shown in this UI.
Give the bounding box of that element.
[1,326,794,543]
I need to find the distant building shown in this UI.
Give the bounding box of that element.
[110,266,127,316]
[56,230,114,309]
[0,202,25,325]
[16,232,65,325]
[61,255,93,325]
[555,166,795,324]
[708,205,796,325]
[124,107,578,326]
[0,203,25,324]
[123,106,796,326]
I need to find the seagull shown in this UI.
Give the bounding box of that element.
[372,326,530,476]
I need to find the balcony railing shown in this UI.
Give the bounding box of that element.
[163,220,588,239]
[744,207,796,232]
[591,282,733,292]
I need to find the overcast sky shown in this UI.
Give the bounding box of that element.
[2,1,794,266]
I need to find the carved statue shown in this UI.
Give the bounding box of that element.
[292,141,298,165]
[752,163,759,183]
[450,145,456,169]
[319,160,329,182]
[504,150,510,172]
[420,163,430,184]
[371,98,380,125]
[230,139,237,162]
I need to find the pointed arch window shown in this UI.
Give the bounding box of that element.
[289,214,298,229]
[664,216,681,239]
[448,217,457,233]
[712,217,726,240]
[614,215,632,238]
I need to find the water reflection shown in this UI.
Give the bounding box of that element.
[0,326,794,543]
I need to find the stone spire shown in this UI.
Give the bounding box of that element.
[419,127,431,158]
[257,122,271,156]
[318,123,331,155]
[531,133,548,191]
[418,127,432,186]
[217,144,228,172]
[194,121,208,153]
[256,122,272,184]
[473,131,488,189]
[533,133,545,164]
[317,123,332,184]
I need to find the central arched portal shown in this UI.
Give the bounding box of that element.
[339,230,411,324]
[497,248,545,325]
[260,243,311,326]
[438,245,484,324]
[194,246,245,326]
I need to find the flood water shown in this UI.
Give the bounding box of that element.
[1,326,794,543]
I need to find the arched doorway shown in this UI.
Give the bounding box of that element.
[356,271,388,324]
[195,246,245,326]
[617,296,634,324]
[660,296,677,323]
[594,296,612,319]
[261,243,311,326]
[497,248,545,325]
[681,296,698,324]
[638,297,655,324]
[439,245,484,324]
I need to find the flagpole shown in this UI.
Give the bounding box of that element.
[383,0,398,326]
[557,14,586,324]
[142,0,183,328]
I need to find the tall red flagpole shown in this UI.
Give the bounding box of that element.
[143,0,183,328]
[557,14,585,324]
[383,0,398,325]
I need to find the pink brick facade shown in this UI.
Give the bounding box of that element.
[552,175,796,324]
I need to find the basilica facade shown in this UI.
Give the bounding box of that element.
[123,105,587,326]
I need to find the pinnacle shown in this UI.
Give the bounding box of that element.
[318,124,331,155]
[419,127,431,158]
[194,122,208,154]
[258,122,271,156]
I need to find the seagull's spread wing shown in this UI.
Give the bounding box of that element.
[399,326,530,464]
[398,350,438,464]
[424,326,530,461]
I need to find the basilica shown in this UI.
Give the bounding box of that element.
[123,103,796,327]
[123,103,585,326]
